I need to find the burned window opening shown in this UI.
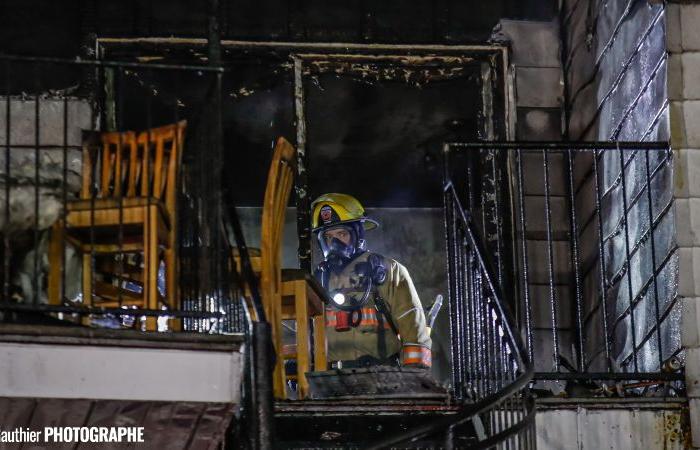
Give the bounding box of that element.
[292,49,512,387]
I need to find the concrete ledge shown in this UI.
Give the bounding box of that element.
[536,397,688,410]
[0,323,244,351]
[0,326,244,403]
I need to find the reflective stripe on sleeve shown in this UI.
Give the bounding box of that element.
[325,308,392,329]
[401,344,432,367]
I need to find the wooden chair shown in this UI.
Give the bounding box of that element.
[48,121,186,331]
[280,269,327,399]
[254,136,327,399]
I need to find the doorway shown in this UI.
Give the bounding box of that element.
[292,49,512,382]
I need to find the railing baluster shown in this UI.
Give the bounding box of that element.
[618,147,639,372]
[644,148,664,370]
[117,66,125,313]
[593,148,613,373]
[543,147,560,372]
[566,149,586,371]
[61,88,68,307]
[3,61,10,303]
[515,148,533,363]
[33,63,40,307]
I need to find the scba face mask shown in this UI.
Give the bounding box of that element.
[319,224,366,270]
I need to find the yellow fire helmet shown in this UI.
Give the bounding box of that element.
[311,193,379,233]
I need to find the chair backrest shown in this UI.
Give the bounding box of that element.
[260,137,296,398]
[260,137,296,323]
[81,121,187,213]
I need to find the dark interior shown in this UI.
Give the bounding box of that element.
[304,69,481,207]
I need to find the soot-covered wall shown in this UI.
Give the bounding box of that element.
[0,0,557,56]
[562,0,678,372]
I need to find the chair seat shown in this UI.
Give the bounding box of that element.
[66,197,171,229]
[63,197,170,252]
[88,281,168,307]
[281,269,328,318]
[232,247,261,274]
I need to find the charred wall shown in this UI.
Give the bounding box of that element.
[563,0,668,141]
[0,0,557,56]
[561,0,678,373]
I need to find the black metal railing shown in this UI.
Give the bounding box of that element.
[0,54,257,334]
[442,172,536,448]
[369,144,536,449]
[448,141,683,396]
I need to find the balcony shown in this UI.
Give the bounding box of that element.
[0,54,251,447]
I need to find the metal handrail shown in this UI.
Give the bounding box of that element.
[367,371,534,449]
[368,157,536,449]
[448,180,530,371]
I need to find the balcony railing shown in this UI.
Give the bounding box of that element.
[368,144,536,449]
[0,54,255,334]
[445,141,684,396]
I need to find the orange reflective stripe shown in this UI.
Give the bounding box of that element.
[361,307,376,320]
[325,311,337,327]
[325,308,392,329]
[401,345,432,367]
[359,307,392,329]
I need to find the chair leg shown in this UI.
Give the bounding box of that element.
[144,209,159,331]
[47,222,64,306]
[166,248,182,331]
[81,253,92,327]
[271,291,287,400]
[313,313,327,371]
[141,215,150,331]
[294,280,311,399]
[165,248,177,309]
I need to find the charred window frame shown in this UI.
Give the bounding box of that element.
[95,38,518,326]
[291,46,514,275]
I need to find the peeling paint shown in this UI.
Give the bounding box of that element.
[302,58,475,88]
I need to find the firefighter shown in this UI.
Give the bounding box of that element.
[311,193,432,369]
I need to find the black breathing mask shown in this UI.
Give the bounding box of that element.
[325,237,355,269]
[319,253,387,312]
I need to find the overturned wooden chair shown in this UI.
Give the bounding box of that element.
[48,121,186,331]
[239,136,327,399]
